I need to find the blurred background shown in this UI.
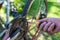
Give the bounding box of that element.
[0,0,60,40]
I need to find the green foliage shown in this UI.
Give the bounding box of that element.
[47,1,60,18]
[28,0,41,17]
[14,0,27,12]
[47,0,57,2]
[28,0,46,18]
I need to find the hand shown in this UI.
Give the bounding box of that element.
[38,18,60,34]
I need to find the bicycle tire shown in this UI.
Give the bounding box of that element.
[9,0,48,40]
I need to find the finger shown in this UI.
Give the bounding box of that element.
[38,18,48,22]
[48,23,55,32]
[39,22,47,30]
[47,23,55,34]
[43,22,51,32]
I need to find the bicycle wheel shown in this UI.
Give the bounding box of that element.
[8,0,48,40]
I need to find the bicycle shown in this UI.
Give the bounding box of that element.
[3,0,48,40]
